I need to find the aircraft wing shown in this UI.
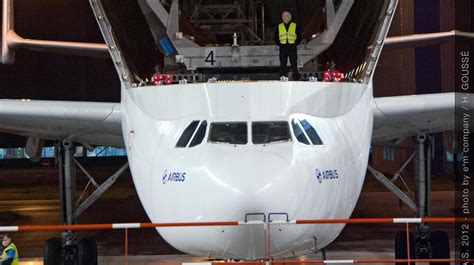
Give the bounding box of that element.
[0,100,123,147]
[372,93,455,143]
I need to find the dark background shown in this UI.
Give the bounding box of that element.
[0,0,472,155]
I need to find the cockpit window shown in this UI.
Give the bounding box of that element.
[291,119,324,146]
[291,120,311,145]
[300,119,323,145]
[189,121,208,147]
[252,122,291,145]
[209,122,248,145]
[176,121,200,148]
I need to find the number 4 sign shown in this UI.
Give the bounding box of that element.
[204,48,217,67]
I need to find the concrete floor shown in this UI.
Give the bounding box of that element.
[18,252,459,265]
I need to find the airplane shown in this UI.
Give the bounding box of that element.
[0,0,469,264]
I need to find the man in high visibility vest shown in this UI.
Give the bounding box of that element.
[274,11,302,80]
[1,234,18,265]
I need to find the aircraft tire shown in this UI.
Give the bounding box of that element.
[43,237,62,265]
[395,230,415,265]
[78,237,98,265]
[429,230,449,265]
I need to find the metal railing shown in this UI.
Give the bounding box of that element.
[1,217,472,264]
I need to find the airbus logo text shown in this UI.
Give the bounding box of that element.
[162,170,187,184]
[315,169,339,183]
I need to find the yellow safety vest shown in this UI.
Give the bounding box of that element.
[279,22,297,45]
[1,243,19,265]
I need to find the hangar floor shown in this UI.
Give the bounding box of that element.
[0,163,456,263]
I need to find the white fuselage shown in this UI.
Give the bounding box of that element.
[121,81,374,259]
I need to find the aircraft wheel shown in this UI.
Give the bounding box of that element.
[44,237,62,265]
[395,230,415,265]
[78,237,98,265]
[429,230,449,265]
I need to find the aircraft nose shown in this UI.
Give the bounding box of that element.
[204,150,297,220]
[197,150,302,258]
[157,149,305,259]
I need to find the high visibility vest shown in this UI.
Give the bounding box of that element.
[1,243,19,265]
[279,22,297,45]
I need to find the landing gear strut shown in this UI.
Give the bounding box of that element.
[369,134,450,265]
[411,135,449,265]
[43,140,128,265]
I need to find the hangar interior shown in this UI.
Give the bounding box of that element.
[0,0,472,262]
[0,0,469,177]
